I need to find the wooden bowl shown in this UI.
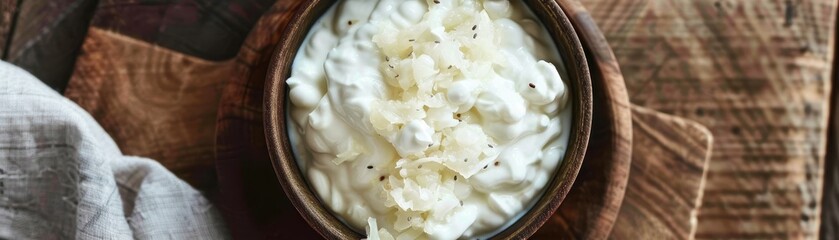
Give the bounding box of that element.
[264,0,592,238]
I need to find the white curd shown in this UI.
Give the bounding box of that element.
[286,0,572,239]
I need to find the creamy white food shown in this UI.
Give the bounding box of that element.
[286,0,571,239]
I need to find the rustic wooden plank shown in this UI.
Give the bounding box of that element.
[10,0,276,93]
[90,0,275,61]
[7,0,97,93]
[63,28,234,191]
[583,0,836,238]
[611,105,712,240]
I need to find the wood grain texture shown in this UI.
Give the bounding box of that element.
[583,0,836,238]
[90,0,275,61]
[63,28,233,190]
[214,1,319,239]
[611,105,712,240]
[534,0,632,239]
[7,0,97,93]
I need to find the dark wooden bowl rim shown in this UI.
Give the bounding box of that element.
[264,0,592,239]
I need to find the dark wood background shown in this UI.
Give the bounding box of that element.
[0,0,834,239]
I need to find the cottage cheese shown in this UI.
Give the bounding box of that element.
[286,0,571,238]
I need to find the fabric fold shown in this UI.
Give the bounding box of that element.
[0,61,228,239]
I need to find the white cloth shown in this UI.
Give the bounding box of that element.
[0,61,229,239]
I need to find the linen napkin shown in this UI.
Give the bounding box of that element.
[0,61,228,239]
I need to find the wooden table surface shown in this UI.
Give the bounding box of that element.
[0,0,834,239]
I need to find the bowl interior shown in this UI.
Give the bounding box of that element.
[264,0,592,239]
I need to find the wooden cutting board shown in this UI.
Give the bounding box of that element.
[582,0,836,238]
[611,105,713,240]
[64,28,233,191]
